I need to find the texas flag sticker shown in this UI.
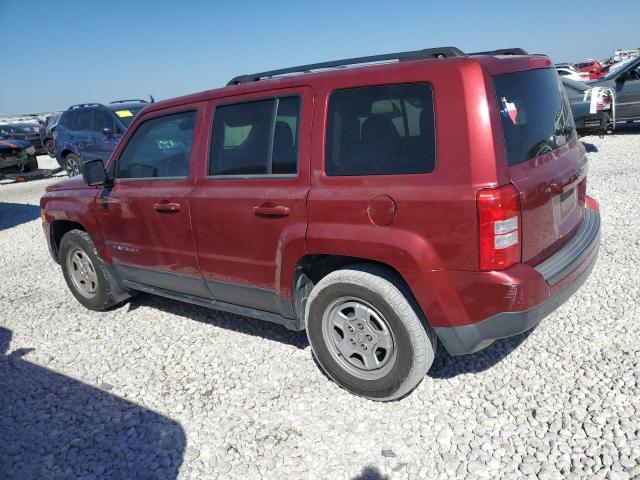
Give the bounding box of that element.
[500,97,519,124]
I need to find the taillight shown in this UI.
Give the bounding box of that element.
[478,184,521,271]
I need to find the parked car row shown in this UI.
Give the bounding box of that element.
[556,53,639,82]
[561,55,640,134]
[0,123,46,155]
[38,112,61,157]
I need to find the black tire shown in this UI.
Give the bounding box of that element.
[45,139,55,157]
[305,264,436,401]
[59,229,130,311]
[64,153,81,177]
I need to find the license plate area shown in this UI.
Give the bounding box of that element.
[560,187,576,218]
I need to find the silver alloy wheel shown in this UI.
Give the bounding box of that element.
[66,246,98,298]
[65,156,80,177]
[321,297,396,380]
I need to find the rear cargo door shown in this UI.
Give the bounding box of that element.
[494,68,587,264]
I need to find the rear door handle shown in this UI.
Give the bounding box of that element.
[253,203,291,217]
[154,201,181,213]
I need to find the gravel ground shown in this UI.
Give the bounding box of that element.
[1,133,639,480]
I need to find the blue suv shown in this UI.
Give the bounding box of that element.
[55,100,148,176]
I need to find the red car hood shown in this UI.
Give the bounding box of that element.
[45,176,94,192]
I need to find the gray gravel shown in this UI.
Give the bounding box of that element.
[1,133,639,479]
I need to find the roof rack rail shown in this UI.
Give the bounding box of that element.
[109,99,149,104]
[227,47,465,85]
[468,48,529,56]
[67,103,103,110]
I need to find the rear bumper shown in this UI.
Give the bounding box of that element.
[575,112,614,132]
[435,207,600,355]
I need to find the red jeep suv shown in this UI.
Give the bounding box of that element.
[40,47,600,400]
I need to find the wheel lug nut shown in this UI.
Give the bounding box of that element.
[357,324,364,330]
[348,326,354,333]
[361,344,367,350]
[366,335,372,341]
[350,339,356,345]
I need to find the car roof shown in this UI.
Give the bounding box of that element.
[64,101,148,113]
[106,102,146,112]
[142,53,549,114]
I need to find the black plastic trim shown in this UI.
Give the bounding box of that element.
[535,209,600,286]
[114,264,211,298]
[469,48,529,56]
[227,47,465,85]
[121,279,303,331]
[205,278,295,319]
[111,263,298,327]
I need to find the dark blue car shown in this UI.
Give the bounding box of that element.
[55,100,148,176]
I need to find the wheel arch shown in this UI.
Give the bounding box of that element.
[49,220,86,262]
[291,254,438,330]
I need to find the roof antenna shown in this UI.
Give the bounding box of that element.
[149,95,155,103]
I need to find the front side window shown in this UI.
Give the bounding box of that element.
[94,110,115,132]
[325,84,435,176]
[209,96,300,176]
[116,111,196,179]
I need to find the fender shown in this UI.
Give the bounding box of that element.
[305,224,471,328]
[41,187,112,264]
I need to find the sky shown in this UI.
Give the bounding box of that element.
[1,0,639,115]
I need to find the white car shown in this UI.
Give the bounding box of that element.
[556,67,588,82]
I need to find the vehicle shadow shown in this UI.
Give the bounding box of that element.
[352,465,389,479]
[127,293,310,349]
[0,202,40,231]
[582,142,598,153]
[428,329,533,379]
[0,326,185,479]
[612,123,640,135]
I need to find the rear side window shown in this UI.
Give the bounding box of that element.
[58,112,73,129]
[326,84,435,176]
[494,68,575,166]
[116,111,196,179]
[209,96,300,176]
[71,110,92,132]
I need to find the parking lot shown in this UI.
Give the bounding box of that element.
[0,132,639,479]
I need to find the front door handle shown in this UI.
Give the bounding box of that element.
[154,201,181,213]
[253,203,291,217]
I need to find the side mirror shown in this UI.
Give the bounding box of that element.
[82,159,109,186]
[102,127,114,136]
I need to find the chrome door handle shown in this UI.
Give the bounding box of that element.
[253,203,291,217]
[154,201,181,213]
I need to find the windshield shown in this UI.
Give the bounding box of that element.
[112,107,144,127]
[603,58,637,80]
[494,68,575,166]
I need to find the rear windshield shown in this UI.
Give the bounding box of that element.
[494,68,575,166]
